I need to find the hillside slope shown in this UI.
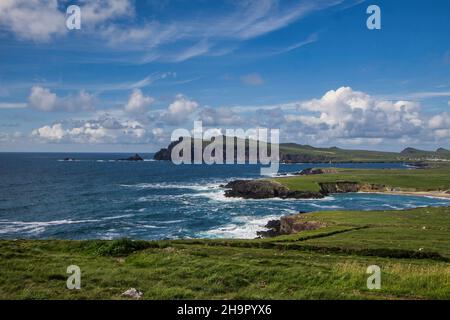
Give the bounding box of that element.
[154,138,450,163]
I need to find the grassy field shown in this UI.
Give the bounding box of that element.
[0,206,449,300]
[278,144,404,162]
[273,165,450,192]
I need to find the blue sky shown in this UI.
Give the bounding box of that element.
[0,0,450,152]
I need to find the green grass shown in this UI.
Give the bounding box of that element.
[277,144,450,162]
[278,144,406,162]
[0,206,449,300]
[273,166,450,192]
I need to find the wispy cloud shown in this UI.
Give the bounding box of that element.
[0,102,27,109]
[0,0,350,64]
[409,91,450,99]
[268,33,319,56]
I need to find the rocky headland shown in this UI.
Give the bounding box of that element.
[222,180,324,199]
[256,213,324,238]
[222,179,384,200]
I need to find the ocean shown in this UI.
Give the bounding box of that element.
[1,153,449,240]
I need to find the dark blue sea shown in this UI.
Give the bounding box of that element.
[1,153,449,240]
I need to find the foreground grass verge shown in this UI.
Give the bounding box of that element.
[0,207,449,300]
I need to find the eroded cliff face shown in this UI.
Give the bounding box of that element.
[256,215,324,238]
[358,183,388,192]
[223,180,324,199]
[319,182,391,194]
[279,216,323,234]
[318,182,360,194]
[223,179,394,200]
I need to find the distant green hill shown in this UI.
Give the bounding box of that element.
[397,147,450,160]
[278,144,401,163]
[154,137,450,163]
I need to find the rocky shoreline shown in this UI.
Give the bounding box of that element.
[256,213,324,238]
[222,180,324,199]
[223,178,450,200]
[222,175,450,238]
[222,179,377,199]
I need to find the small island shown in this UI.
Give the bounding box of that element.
[118,154,144,161]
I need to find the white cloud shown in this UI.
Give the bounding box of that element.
[162,94,199,124]
[200,107,243,126]
[187,86,449,147]
[0,0,348,63]
[29,86,57,111]
[169,41,211,62]
[240,73,264,86]
[32,116,149,144]
[408,91,450,99]
[152,127,164,137]
[128,72,176,89]
[265,33,318,56]
[0,131,23,143]
[80,0,133,26]
[32,123,65,141]
[434,129,450,138]
[28,86,95,112]
[23,85,450,149]
[428,112,450,130]
[286,87,423,141]
[0,0,66,42]
[0,0,135,42]
[124,89,154,114]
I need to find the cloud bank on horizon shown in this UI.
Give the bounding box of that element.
[0,0,450,152]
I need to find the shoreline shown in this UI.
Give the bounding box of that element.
[362,190,450,199]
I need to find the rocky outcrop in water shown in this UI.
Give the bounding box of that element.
[280,216,323,234]
[153,140,182,160]
[119,154,144,161]
[256,214,323,238]
[223,180,324,199]
[256,220,281,238]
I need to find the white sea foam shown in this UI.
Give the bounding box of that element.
[197,214,283,239]
[309,203,343,209]
[381,204,402,209]
[101,214,134,220]
[140,225,165,229]
[191,190,244,202]
[269,172,299,177]
[423,195,450,200]
[99,229,121,240]
[0,214,135,235]
[0,218,101,235]
[295,196,336,202]
[157,219,186,224]
[121,182,222,191]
